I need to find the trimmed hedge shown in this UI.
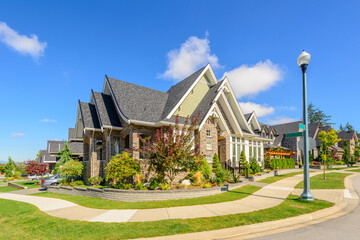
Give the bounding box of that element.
[271,158,295,170]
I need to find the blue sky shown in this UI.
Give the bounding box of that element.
[0,1,359,162]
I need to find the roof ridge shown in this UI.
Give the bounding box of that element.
[107,76,168,95]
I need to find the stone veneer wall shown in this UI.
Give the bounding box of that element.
[48,182,245,202]
[199,118,218,161]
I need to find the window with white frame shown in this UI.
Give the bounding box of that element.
[114,138,120,155]
[231,136,244,164]
[206,154,212,163]
[206,142,212,150]
[206,129,212,137]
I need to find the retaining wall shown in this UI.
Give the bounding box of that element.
[47,182,246,202]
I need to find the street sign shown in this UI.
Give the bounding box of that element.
[285,132,303,138]
[299,123,305,130]
[298,137,317,151]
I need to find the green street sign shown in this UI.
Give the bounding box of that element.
[299,123,305,130]
[285,132,303,138]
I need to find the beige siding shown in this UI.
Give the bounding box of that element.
[174,77,211,117]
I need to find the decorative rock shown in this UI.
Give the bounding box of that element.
[181,179,192,186]
[143,183,150,188]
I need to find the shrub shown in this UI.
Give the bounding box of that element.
[249,157,260,174]
[203,182,212,188]
[6,177,15,181]
[59,160,83,183]
[106,152,140,186]
[271,158,295,169]
[134,174,145,185]
[200,158,212,180]
[335,161,346,165]
[88,176,103,186]
[135,183,148,190]
[264,156,272,169]
[114,183,132,189]
[212,153,221,173]
[149,176,167,190]
[215,168,231,182]
[159,183,171,190]
[72,180,84,186]
[232,172,240,183]
[191,171,203,186]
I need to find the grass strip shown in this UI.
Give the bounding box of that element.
[347,169,360,172]
[16,180,40,189]
[31,185,260,209]
[257,171,302,184]
[0,194,333,240]
[0,186,18,192]
[329,166,359,171]
[295,172,351,189]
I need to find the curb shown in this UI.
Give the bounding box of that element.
[137,173,360,240]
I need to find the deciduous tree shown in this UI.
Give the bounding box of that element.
[318,128,341,179]
[106,152,140,186]
[138,114,201,186]
[59,159,83,182]
[25,160,49,176]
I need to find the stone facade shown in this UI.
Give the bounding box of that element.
[199,117,218,162]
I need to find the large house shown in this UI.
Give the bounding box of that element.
[74,64,270,180]
[39,128,83,170]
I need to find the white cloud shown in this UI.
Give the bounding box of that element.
[239,102,275,117]
[276,106,296,111]
[0,22,47,58]
[223,60,283,98]
[268,117,298,125]
[160,34,221,81]
[40,118,57,123]
[9,133,25,137]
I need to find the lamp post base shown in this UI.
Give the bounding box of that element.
[301,191,314,201]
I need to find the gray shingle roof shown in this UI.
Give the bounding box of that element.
[191,80,223,123]
[308,122,319,139]
[92,91,122,128]
[244,113,252,121]
[47,141,65,154]
[68,128,76,141]
[79,101,101,129]
[107,77,169,123]
[161,66,206,119]
[338,131,357,140]
[69,142,83,154]
[41,149,58,163]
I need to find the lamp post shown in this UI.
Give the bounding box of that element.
[297,50,314,201]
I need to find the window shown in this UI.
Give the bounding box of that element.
[249,146,253,158]
[96,140,103,160]
[206,155,213,163]
[206,142,212,150]
[206,129,212,137]
[114,138,120,155]
[124,134,130,149]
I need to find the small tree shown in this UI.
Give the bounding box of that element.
[4,157,15,177]
[239,150,249,174]
[59,160,83,183]
[249,157,260,174]
[200,158,212,180]
[342,140,350,164]
[138,114,201,186]
[35,150,43,163]
[106,152,140,186]
[25,160,49,176]
[212,153,221,173]
[318,128,341,179]
[54,142,73,173]
[354,142,360,161]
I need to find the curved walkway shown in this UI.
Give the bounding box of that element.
[0,170,356,224]
[0,171,318,222]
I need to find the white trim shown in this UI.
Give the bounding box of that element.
[166,64,218,119]
[218,93,242,134]
[247,112,262,131]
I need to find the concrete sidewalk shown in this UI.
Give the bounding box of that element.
[0,171,320,223]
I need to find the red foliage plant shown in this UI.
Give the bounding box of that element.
[26,160,50,175]
[137,113,201,185]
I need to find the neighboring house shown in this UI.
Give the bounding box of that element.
[75,64,268,180]
[313,125,343,161]
[338,131,358,156]
[39,128,84,170]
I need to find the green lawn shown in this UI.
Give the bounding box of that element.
[257,171,302,184]
[0,186,18,192]
[295,172,351,189]
[0,194,333,240]
[16,180,40,189]
[347,169,360,172]
[32,185,261,209]
[328,166,359,171]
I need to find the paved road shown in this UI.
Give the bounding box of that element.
[253,175,360,240]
